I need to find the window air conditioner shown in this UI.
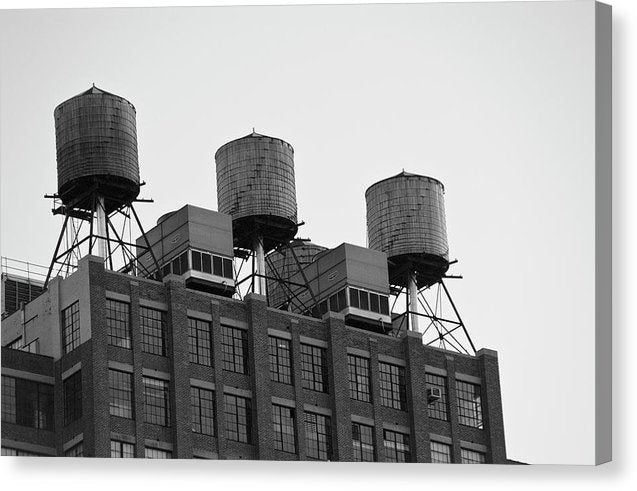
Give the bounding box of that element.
[427,387,442,404]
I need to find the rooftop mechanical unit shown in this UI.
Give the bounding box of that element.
[136,204,235,297]
[286,243,391,333]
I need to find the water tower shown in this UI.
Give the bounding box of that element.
[366,171,475,354]
[44,85,160,285]
[216,131,315,302]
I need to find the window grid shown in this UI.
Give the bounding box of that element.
[224,394,251,443]
[352,422,375,462]
[430,441,453,463]
[143,376,170,427]
[63,371,82,426]
[140,307,167,356]
[145,447,172,459]
[1,376,53,430]
[456,381,483,429]
[348,355,371,402]
[64,442,83,457]
[1,447,44,456]
[188,317,212,366]
[383,429,410,462]
[379,362,406,410]
[111,440,135,458]
[109,369,134,419]
[191,386,215,436]
[425,373,449,421]
[269,336,292,384]
[461,448,486,464]
[106,299,131,349]
[300,344,328,393]
[221,325,248,374]
[62,302,80,354]
[1,376,16,424]
[272,404,296,454]
[305,412,331,461]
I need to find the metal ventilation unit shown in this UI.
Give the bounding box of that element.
[283,243,392,333]
[135,205,235,296]
[366,171,475,354]
[44,85,159,285]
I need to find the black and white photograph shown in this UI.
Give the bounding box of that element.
[0,0,626,487]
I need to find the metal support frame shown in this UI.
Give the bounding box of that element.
[389,276,476,355]
[231,234,322,317]
[43,193,161,288]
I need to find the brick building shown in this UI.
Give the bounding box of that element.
[1,233,508,462]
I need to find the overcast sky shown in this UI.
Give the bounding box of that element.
[0,1,598,464]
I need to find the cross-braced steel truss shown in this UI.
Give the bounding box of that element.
[390,278,476,355]
[43,193,161,288]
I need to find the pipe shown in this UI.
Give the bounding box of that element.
[254,236,266,296]
[96,195,107,260]
[408,271,419,331]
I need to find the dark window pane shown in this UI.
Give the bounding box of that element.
[359,291,369,311]
[349,288,359,308]
[329,294,338,312]
[337,289,347,311]
[180,251,189,273]
[269,337,292,385]
[380,296,389,315]
[63,371,82,426]
[223,258,234,279]
[202,254,212,274]
[192,251,202,271]
[213,256,223,276]
[369,293,380,313]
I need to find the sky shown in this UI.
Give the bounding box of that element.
[0,1,599,465]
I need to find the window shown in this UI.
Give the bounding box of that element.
[348,355,371,402]
[62,301,80,354]
[305,412,331,461]
[64,442,83,457]
[191,386,215,436]
[272,404,296,454]
[425,373,448,421]
[109,369,134,419]
[348,288,389,315]
[5,336,22,349]
[1,447,44,456]
[379,362,406,410]
[2,375,53,430]
[188,317,212,366]
[300,344,328,393]
[430,441,452,463]
[145,447,172,459]
[221,325,248,374]
[23,338,39,354]
[456,381,483,429]
[352,422,375,462]
[111,440,135,458]
[383,429,410,462]
[269,336,292,384]
[191,250,233,279]
[170,250,189,276]
[140,306,167,356]
[106,299,131,349]
[143,376,170,426]
[461,448,486,464]
[224,394,251,443]
[63,371,82,426]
